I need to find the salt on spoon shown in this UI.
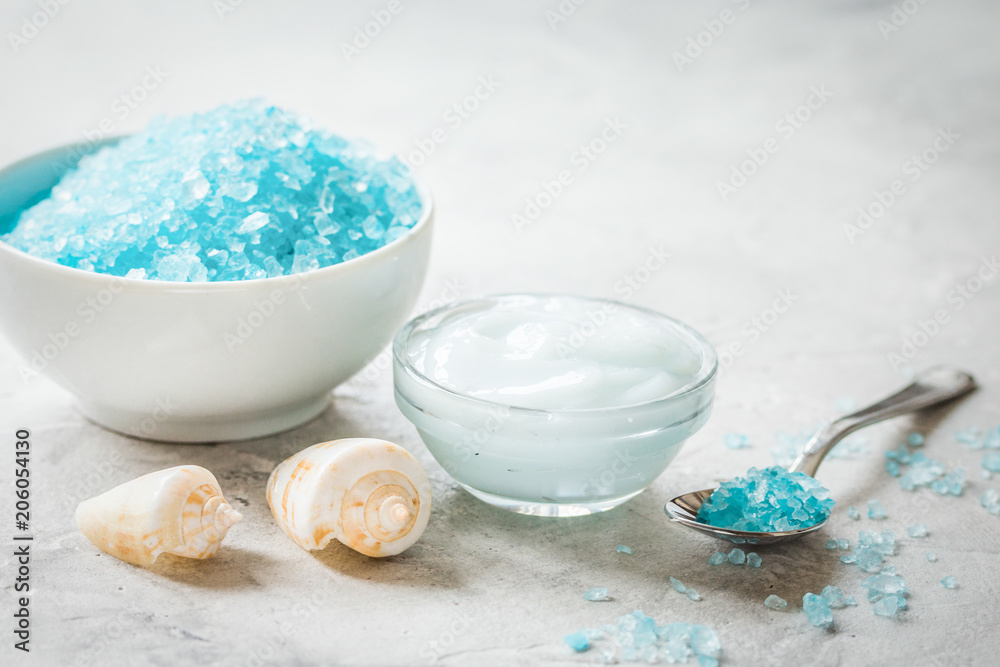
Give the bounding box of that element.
[665,367,976,545]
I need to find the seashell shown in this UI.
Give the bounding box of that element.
[267,438,431,557]
[76,465,242,566]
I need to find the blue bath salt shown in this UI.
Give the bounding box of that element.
[3,100,423,282]
[564,631,590,652]
[746,552,762,568]
[616,544,632,554]
[764,594,788,610]
[727,548,746,565]
[696,466,835,533]
[724,433,751,449]
[981,488,1000,515]
[584,587,609,601]
[907,432,924,447]
[940,576,958,589]
[802,593,834,629]
[983,452,1000,473]
[708,552,727,566]
[867,499,887,520]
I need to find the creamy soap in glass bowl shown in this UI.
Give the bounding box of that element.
[393,294,717,516]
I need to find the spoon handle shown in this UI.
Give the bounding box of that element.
[788,366,977,477]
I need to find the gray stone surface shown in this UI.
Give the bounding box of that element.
[2,1,1000,665]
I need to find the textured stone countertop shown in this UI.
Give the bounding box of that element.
[1,1,999,665]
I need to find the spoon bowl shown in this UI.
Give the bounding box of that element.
[664,367,977,544]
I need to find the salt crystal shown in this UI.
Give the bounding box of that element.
[237,211,271,234]
[867,499,887,520]
[764,594,788,610]
[564,631,590,652]
[802,593,834,629]
[821,585,849,609]
[670,576,686,593]
[747,552,762,568]
[724,433,751,449]
[907,432,924,447]
[907,524,929,538]
[926,551,937,562]
[940,576,958,589]
[616,545,632,554]
[697,466,834,533]
[585,587,609,601]
[708,552,726,566]
[728,548,746,565]
[685,588,702,601]
[848,506,860,520]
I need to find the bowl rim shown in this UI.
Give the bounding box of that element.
[393,293,719,416]
[0,135,433,293]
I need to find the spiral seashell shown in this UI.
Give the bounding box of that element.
[267,438,431,557]
[76,465,242,566]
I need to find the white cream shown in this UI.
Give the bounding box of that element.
[405,295,701,410]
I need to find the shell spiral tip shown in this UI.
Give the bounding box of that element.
[378,495,414,532]
[216,505,243,532]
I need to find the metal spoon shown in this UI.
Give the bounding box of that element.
[664,366,977,545]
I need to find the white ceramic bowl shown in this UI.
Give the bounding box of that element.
[0,139,433,442]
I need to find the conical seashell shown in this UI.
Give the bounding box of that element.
[267,438,431,557]
[76,465,242,566]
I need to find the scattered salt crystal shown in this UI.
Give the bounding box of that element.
[724,433,751,449]
[825,539,838,549]
[983,452,1000,473]
[867,499,887,520]
[564,631,590,652]
[669,577,686,593]
[873,595,906,617]
[585,587,609,601]
[837,538,849,550]
[926,551,937,562]
[940,576,958,589]
[616,544,632,554]
[907,524,929,538]
[685,589,702,601]
[708,552,726,566]
[802,593,834,629]
[981,488,1000,515]
[728,548,746,565]
[764,594,788,610]
[848,506,860,520]
[747,552,762,568]
[821,585,849,609]
[907,432,924,447]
